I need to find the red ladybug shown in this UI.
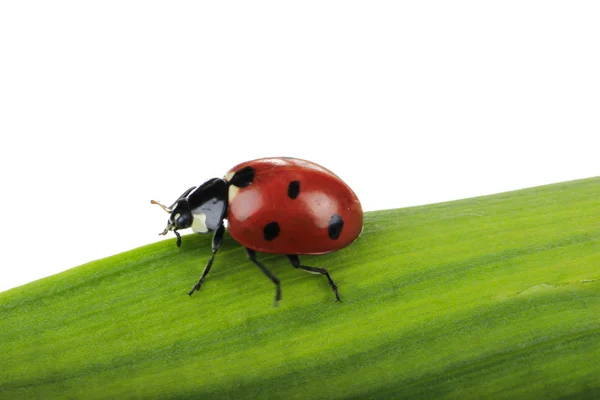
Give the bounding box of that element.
[151,157,363,305]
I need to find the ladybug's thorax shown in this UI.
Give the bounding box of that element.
[186,178,228,234]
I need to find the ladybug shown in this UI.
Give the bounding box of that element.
[151,157,363,305]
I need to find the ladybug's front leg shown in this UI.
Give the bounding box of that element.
[188,224,225,296]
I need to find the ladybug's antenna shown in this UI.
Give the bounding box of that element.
[151,199,171,213]
[153,200,175,237]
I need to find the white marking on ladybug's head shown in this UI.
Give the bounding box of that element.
[191,212,209,233]
[224,171,236,181]
[229,185,240,202]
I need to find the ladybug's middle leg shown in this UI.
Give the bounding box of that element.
[287,255,341,302]
[246,248,282,306]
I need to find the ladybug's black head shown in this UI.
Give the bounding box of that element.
[151,179,228,247]
[151,186,196,247]
[169,199,193,230]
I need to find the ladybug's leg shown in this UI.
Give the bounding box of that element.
[174,230,182,247]
[188,224,225,296]
[287,255,341,302]
[245,248,282,306]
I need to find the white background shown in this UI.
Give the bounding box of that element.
[1,1,598,293]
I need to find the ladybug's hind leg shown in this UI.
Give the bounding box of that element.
[287,255,341,302]
[246,248,282,306]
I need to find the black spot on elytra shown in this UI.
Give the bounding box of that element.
[287,180,300,199]
[229,166,255,188]
[263,222,280,241]
[328,214,344,240]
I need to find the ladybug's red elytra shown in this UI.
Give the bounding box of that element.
[151,157,363,305]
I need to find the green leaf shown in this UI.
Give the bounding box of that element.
[1,177,599,399]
